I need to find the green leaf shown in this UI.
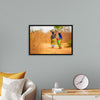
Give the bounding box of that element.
[54,26,63,30]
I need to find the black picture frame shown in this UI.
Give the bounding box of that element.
[29,25,73,55]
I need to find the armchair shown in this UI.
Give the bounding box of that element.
[21,79,36,100]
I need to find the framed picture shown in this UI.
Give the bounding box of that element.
[29,25,73,55]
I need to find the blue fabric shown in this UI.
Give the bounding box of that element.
[59,33,62,39]
[51,45,55,47]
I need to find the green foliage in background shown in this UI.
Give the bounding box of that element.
[64,40,72,48]
[67,40,72,47]
[54,26,63,30]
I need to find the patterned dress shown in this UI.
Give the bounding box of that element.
[57,33,62,48]
[51,39,56,47]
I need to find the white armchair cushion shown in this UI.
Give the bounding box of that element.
[1,77,25,100]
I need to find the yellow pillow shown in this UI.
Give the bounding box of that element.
[0,71,26,96]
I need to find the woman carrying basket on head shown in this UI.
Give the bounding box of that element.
[57,33,62,49]
[51,32,56,48]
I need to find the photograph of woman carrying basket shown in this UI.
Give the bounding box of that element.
[29,25,73,55]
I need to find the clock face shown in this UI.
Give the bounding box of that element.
[73,74,89,89]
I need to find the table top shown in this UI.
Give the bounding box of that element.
[42,89,100,95]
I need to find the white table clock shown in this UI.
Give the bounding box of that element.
[73,74,89,89]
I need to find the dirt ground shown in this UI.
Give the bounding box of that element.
[30,43,72,54]
[30,31,72,54]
